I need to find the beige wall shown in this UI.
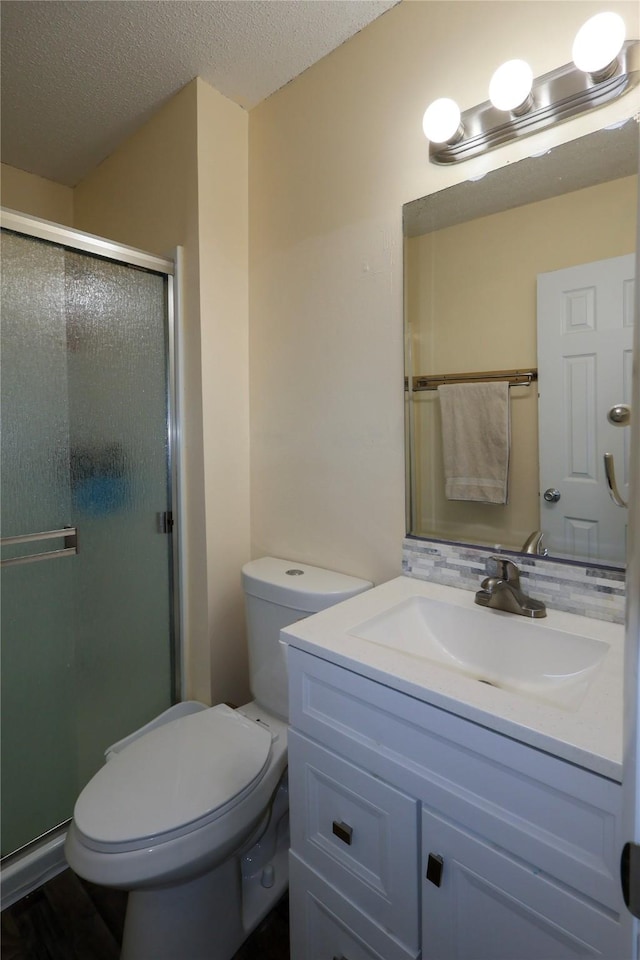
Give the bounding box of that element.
[1,163,74,225]
[248,0,639,586]
[196,81,251,706]
[74,78,250,706]
[406,175,638,549]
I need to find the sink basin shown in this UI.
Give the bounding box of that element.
[350,596,610,709]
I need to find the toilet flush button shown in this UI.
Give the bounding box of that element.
[261,865,275,888]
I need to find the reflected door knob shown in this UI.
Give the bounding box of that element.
[543,488,561,503]
[607,404,631,427]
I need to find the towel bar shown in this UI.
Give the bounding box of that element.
[409,368,538,392]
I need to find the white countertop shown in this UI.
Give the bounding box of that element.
[281,576,624,782]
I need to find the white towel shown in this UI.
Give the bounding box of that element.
[437,382,510,503]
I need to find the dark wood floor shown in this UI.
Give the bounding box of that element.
[1,868,290,960]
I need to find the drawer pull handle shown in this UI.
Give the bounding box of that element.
[332,820,353,845]
[426,852,444,887]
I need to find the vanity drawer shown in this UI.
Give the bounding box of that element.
[288,646,623,912]
[289,853,419,960]
[288,729,419,951]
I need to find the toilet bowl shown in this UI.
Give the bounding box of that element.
[64,557,372,960]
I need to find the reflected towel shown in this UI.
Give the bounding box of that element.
[437,382,510,503]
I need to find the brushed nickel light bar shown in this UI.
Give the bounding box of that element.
[423,13,639,165]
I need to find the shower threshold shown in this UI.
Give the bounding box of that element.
[1,823,68,911]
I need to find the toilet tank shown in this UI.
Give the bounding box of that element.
[242,557,372,720]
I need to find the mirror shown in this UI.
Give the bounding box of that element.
[404,121,638,568]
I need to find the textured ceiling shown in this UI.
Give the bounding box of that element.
[1,0,399,187]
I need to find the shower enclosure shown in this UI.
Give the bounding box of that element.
[0,211,180,895]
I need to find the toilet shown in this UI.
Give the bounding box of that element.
[64,557,371,960]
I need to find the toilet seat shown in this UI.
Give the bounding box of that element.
[73,704,272,854]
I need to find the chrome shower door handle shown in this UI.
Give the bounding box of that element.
[0,526,78,567]
[604,453,627,508]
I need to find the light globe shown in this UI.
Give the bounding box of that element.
[489,60,534,112]
[422,98,461,143]
[572,12,625,75]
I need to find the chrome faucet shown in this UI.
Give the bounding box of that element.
[475,556,546,618]
[520,530,548,556]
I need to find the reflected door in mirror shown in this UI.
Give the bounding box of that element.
[537,254,633,565]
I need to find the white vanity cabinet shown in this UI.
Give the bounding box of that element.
[286,645,631,960]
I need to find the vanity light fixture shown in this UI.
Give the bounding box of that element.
[423,12,639,164]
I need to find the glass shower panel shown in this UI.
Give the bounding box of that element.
[64,251,173,784]
[1,230,175,859]
[1,232,76,855]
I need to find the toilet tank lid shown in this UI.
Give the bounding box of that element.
[242,557,372,613]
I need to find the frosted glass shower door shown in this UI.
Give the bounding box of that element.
[1,232,77,856]
[1,229,176,858]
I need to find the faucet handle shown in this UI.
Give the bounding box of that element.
[488,555,520,584]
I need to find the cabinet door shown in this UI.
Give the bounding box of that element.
[422,807,625,959]
[289,854,418,960]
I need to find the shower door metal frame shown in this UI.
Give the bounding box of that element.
[0,207,183,700]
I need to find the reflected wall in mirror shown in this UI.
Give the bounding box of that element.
[404,121,638,568]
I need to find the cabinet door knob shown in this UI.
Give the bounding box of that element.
[332,820,353,845]
[426,852,444,887]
